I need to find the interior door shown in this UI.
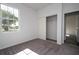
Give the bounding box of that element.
[65,14,77,44]
[39,17,46,40]
[76,15,79,43]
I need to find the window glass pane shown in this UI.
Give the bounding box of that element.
[1,4,7,11]
[2,19,8,25]
[7,6,14,20]
[14,9,18,20]
[0,4,19,32]
[0,9,2,23]
[0,9,2,31]
[2,19,9,31]
[13,9,19,30]
[2,25,9,31]
[1,4,8,18]
[0,9,1,17]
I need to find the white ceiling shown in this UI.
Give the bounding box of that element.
[23,3,52,11]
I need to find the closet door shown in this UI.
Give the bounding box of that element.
[38,17,46,40]
[76,15,79,43]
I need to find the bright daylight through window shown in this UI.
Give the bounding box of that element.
[0,4,19,32]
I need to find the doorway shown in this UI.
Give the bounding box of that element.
[65,11,79,46]
[46,15,57,43]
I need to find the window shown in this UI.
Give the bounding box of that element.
[0,4,19,32]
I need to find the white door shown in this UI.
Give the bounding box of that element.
[38,17,46,40]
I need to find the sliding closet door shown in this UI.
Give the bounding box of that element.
[46,15,57,41]
[63,3,79,45]
[76,15,79,44]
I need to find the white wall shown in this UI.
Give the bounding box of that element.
[38,3,64,45]
[38,3,79,45]
[63,3,79,14]
[46,15,57,40]
[0,3,38,49]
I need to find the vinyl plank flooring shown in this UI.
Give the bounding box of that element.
[0,39,79,55]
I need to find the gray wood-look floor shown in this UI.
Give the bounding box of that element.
[0,39,79,55]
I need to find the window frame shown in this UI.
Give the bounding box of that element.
[0,4,19,32]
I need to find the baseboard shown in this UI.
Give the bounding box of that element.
[77,42,79,46]
[0,38,38,50]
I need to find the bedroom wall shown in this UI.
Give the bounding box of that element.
[38,3,79,45]
[38,3,64,45]
[0,3,38,49]
[63,3,79,14]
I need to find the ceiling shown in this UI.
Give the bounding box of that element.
[23,3,52,11]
